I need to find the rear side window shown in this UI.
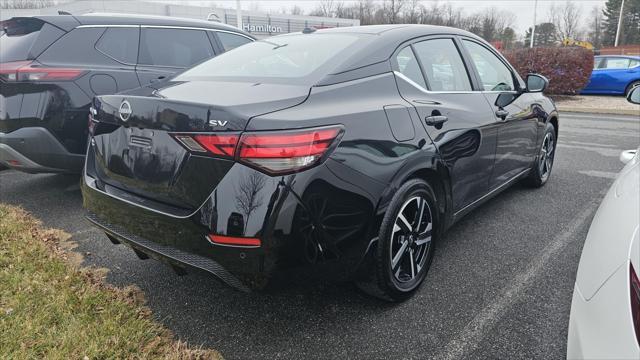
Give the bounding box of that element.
[463,39,515,91]
[395,46,427,89]
[630,59,640,68]
[139,28,214,68]
[413,39,472,92]
[96,27,139,64]
[0,18,44,62]
[217,32,252,51]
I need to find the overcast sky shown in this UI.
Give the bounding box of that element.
[154,0,609,35]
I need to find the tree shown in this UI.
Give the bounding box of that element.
[587,6,605,48]
[309,0,342,17]
[548,1,583,41]
[525,22,558,47]
[501,27,517,50]
[602,0,640,46]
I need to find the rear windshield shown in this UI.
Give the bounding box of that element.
[175,33,364,84]
[0,18,44,62]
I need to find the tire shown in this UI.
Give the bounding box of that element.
[626,81,640,97]
[357,179,438,302]
[524,122,556,187]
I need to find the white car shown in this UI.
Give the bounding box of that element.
[567,86,640,359]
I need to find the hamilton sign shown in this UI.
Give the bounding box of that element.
[243,23,283,34]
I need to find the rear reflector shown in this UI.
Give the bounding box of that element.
[631,263,640,346]
[207,234,261,247]
[171,125,343,174]
[0,61,85,82]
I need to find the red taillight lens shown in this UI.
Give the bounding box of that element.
[237,126,342,174]
[630,263,640,346]
[173,133,239,158]
[207,234,261,247]
[0,61,85,82]
[171,125,343,174]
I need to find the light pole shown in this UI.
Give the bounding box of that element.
[530,0,538,48]
[614,0,625,47]
[236,0,243,31]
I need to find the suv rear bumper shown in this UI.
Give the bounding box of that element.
[0,127,84,173]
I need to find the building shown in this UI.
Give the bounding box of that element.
[0,0,360,38]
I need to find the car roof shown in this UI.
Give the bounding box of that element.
[279,24,487,85]
[596,55,640,59]
[27,13,253,37]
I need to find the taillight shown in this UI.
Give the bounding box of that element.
[631,263,640,346]
[172,125,343,174]
[173,133,240,158]
[237,126,343,174]
[0,61,85,82]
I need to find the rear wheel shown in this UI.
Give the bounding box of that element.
[524,122,556,187]
[357,179,437,302]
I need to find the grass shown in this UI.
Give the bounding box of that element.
[0,204,222,359]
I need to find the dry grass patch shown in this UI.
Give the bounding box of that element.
[0,204,222,359]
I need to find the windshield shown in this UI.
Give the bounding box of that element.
[175,33,363,84]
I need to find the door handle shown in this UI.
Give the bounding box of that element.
[425,115,448,126]
[495,109,509,120]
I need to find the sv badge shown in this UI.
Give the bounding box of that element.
[209,120,228,127]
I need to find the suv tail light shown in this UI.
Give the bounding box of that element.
[0,61,85,82]
[631,263,640,346]
[171,125,343,175]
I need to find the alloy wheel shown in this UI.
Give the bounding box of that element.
[390,195,433,285]
[539,132,555,181]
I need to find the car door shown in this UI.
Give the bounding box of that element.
[393,37,499,212]
[600,57,637,93]
[586,57,608,92]
[136,27,218,86]
[461,38,538,189]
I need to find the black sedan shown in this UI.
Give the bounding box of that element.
[82,25,558,301]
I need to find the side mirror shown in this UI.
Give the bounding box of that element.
[526,74,548,93]
[627,86,640,105]
[620,150,637,164]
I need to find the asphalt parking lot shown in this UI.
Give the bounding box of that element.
[0,112,638,359]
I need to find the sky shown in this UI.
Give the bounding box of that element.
[153,0,610,35]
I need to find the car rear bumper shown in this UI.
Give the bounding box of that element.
[85,211,251,291]
[0,127,84,173]
[81,156,380,290]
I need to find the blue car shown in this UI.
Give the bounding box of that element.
[581,55,640,96]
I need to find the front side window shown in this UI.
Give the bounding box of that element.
[463,39,515,92]
[412,38,472,92]
[395,46,426,89]
[217,32,252,51]
[96,27,139,64]
[139,28,214,68]
[176,33,362,84]
[605,58,631,69]
[629,59,640,68]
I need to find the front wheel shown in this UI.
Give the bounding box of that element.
[357,179,438,302]
[524,122,556,187]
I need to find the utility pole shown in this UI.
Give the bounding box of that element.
[530,0,538,48]
[236,0,243,31]
[614,0,625,47]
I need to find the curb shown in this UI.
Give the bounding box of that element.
[556,106,640,116]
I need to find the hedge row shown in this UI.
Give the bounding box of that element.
[502,47,594,95]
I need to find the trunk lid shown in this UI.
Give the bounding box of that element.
[90,80,309,210]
